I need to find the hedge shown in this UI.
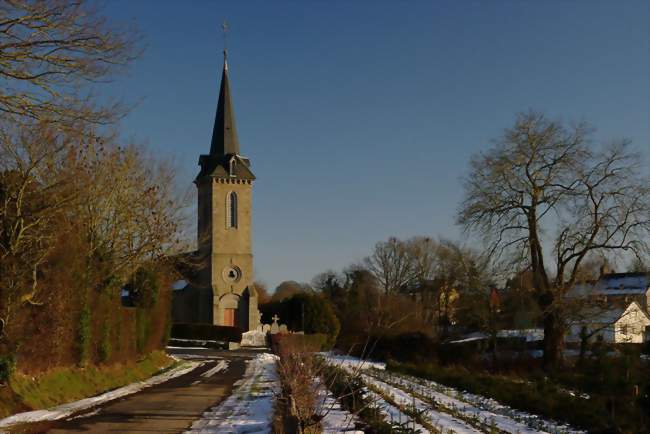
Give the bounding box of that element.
[389,360,624,433]
[344,332,439,364]
[270,333,329,353]
[171,323,242,343]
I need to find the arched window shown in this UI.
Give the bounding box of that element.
[227,191,238,228]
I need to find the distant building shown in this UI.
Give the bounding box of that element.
[172,52,260,331]
[567,272,650,344]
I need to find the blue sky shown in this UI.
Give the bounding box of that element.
[102,1,649,289]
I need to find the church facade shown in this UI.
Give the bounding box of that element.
[173,53,260,331]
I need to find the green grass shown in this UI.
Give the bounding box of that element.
[1,351,174,417]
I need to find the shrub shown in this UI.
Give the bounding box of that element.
[171,323,242,343]
[323,364,393,433]
[274,336,321,433]
[261,293,340,348]
[78,301,91,365]
[99,322,112,363]
[353,332,439,364]
[135,308,149,353]
[271,333,328,353]
[0,355,15,384]
[127,267,160,309]
[389,360,617,432]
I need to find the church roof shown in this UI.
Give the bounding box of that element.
[198,154,255,180]
[196,52,255,182]
[210,53,239,156]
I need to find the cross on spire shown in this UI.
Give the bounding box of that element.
[208,21,239,157]
[222,20,229,67]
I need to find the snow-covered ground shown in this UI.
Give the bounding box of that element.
[364,386,431,433]
[322,353,387,371]
[315,381,363,434]
[0,360,202,430]
[185,352,279,434]
[325,354,585,434]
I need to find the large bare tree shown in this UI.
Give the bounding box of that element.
[364,237,416,294]
[458,111,650,368]
[0,0,138,126]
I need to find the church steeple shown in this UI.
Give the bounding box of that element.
[197,49,254,182]
[209,50,240,156]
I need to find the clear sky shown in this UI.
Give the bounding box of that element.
[102,0,649,289]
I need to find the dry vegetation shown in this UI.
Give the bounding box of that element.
[0,0,186,408]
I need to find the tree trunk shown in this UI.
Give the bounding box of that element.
[542,306,563,370]
[578,337,587,364]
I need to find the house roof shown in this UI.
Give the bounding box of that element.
[568,272,650,298]
[596,272,649,294]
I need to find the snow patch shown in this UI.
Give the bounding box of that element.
[0,361,202,430]
[185,352,279,434]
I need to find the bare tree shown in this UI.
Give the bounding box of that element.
[71,137,185,285]
[0,122,186,336]
[0,0,139,126]
[0,122,82,317]
[434,240,492,336]
[458,111,650,369]
[405,236,439,284]
[364,237,416,295]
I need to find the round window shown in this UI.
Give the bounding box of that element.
[222,266,242,283]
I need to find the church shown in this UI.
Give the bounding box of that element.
[172,52,260,331]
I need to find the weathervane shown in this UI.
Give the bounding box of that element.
[222,20,230,64]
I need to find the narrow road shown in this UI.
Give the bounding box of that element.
[17,348,262,434]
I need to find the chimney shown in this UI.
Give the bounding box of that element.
[599,261,611,277]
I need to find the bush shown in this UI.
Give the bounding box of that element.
[271,333,328,353]
[171,323,242,343]
[0,355,15,384]
[99,322,112,363]
[323,364,394,433]
[261,293,340,348]
[389,360,618,432]
[78,300,91,365]
[353,332,438,364]
[126,267,160,309]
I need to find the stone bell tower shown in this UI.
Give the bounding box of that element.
[194,51,259,331]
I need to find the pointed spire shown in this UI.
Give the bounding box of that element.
[209,50,240,156]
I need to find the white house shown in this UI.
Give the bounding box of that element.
[567,301,650,344]
[567,272,650,344]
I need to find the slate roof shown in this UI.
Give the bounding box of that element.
[569,272,650,298]
[196,52,255,182]
[210,54,239,156]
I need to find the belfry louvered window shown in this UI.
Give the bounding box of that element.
[227,192,238,228]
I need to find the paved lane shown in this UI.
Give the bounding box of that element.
[18,348,263,434]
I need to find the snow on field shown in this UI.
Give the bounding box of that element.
[0,360,202,430]
[185,352,279,434]
[315,382,363,434]
[324,354,585,434]
[325,355,474,433]
[362,373,479,434]
[369,370,555,434]
[363,387,430,433]
[322,353,386,371]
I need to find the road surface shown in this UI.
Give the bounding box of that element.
[14,347,263,434]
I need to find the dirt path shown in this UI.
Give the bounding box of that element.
[10,349,262,434]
